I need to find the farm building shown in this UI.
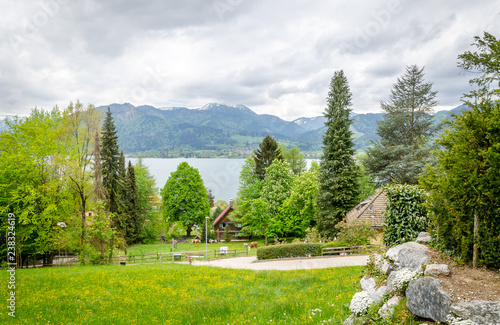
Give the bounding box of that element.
[345,191,386,229]
[213,201,249,241]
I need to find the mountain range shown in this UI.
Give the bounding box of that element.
[99,103,468,158]
[0,103,468,158]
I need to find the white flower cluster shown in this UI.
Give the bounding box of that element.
[392,268,420,291]
[349,291,374,316]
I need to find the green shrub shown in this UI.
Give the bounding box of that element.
[320,240,348,249]
[257,243,322,260]
[383,184,428,247]
[335,220,377,246]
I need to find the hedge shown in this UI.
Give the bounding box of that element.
[256,243,322,260]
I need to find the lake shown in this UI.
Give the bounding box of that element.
[127,158,318,203]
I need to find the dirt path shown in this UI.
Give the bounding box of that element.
[191,255,369,270]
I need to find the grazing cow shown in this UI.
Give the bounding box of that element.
[243,243,249,249]
[250,242,258,249]
[191,239,200,244]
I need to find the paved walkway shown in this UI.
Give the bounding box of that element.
[191,255,369,270]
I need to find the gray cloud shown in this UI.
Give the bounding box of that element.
[1,0,498,120]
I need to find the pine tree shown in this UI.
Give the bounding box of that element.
[363,65,438,186]
[101,108,121,214]
[100,108,122,261]
[124,161,141,245]
[317,70,360,239]
[93,131,107,202]
[253,135,283,180]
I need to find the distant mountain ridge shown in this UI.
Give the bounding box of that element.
[0,103,469,158]
[96,103,468,158]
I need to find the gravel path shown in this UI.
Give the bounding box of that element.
[191,255,369,270]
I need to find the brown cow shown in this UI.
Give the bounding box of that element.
[250,242,258,249]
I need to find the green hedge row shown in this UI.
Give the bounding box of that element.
[256,243,322,260]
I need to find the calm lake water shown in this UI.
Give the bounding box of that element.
[127,158,318,202]
[127,158,245,202]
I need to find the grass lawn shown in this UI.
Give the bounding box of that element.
[1,263,361,324]
[125,238,268,258]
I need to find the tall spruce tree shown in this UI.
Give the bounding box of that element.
[317,70,360,239]
[93,130,107,202]
[101,108,121,214]
[253,135,283,180]
[363,65,438,186]
[124,161,141,245]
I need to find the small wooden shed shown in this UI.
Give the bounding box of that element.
[345,191,386,229]
[213,201,248,241]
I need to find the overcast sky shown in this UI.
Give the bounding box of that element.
[1,1,498,120]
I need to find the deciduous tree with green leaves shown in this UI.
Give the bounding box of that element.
[317,70,360,239]
[280,168,319,237]
[161,162,210,237]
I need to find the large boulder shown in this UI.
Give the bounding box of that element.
[386,242,428,262]
[450,301,500,325]
[406,277,451,322]
[386,242,430,272]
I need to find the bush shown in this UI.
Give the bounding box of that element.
[335,220,377,246]
[257,243,322,260]
[383,184,428,247]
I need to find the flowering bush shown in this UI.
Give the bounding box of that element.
[349,291,374,316]
[392,268,421,293]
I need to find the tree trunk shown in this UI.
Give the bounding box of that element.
[186,227,191,237]
[473,212,479,268]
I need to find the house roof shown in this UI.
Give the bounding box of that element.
[213,201,234,227]
[345,190,386,228]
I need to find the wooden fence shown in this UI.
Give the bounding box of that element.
[213,248,249,258]
[322,245,384,256]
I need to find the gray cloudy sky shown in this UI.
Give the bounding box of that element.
[1,0,498,120]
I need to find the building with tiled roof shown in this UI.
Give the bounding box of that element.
[345,191,386,229]
[213,201,249,241]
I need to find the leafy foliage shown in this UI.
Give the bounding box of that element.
[317,70,360,239]
[420,99,500,268]
[335,220,377,246]
[280,169,319,237]
[279,144,307,175]
[383,184,428,246]
[238,159,294,245]
[457,31,500,100]
[256,243,322,260]
[160,162,210,237]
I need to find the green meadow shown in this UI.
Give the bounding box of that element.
[1,263,361,324]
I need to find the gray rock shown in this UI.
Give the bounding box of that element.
[360,276,389,303]
[386,270,398,292]
[385,242,428,263]
[378,295,400,319]
[395,247,430,271]
[425,264,450,277]
[416,232,433,243]
[406,276,451,322]
[450,301,500,325]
